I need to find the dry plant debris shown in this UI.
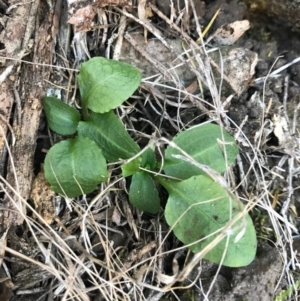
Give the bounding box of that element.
[68,5,96,32]
[209,46,258,96]
[210,20,250,46]
[30,171,55,224]
[0,0,58,229]
[0,278,13,301]
[0,0,299,300]
[68,0,132,32]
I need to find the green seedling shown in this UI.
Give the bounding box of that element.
[42,57,257,267]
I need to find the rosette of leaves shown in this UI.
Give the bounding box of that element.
[128,123,257,267]
[42,57,257,267]
[42,57,141,197]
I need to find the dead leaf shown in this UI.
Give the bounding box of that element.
[0,279,13,301]
[210,46,258,96]
[0,229,12,301]
[112,207,121,225]
[138,0,153,43]
[30,171,55,224]
[94,0,132,8]
[185,80,198,94]
[0,228,8,267]
[272,113,290,146]
[68,5,96,32]
[135,258,179,285]
[138,0,153,20]
[68,0,132,32]
[211,20,250,46]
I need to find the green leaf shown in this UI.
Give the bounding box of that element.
[42,97,80,135]
[121,157,141,177]
[44,136,108,198]
[78,57,142,113]
[129,172,160,214]
[141,147,156,170]
[158,175,257,267]
[77,111,140,162]
[163,123,238,180]
[121,147,156,178]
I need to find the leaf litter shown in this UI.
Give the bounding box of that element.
[1,0,300,300]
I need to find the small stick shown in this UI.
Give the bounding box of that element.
[13,81,22,125]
